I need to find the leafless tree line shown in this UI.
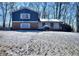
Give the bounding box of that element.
[0,2,78,32]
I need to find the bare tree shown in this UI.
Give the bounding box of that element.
[0,3,7,29]
[0,2,10,29]
[0,2,16,29]
[54,2,62,19]
[8,2,16,29]
[42,2,47,19]
[58,2,62,19]
[61,3,68,23]
[55,2,59,19]
[76,2,79,32]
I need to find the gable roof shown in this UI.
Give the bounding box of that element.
[12,7,40,21]
[12,7,38,14]
[40,19,63,22]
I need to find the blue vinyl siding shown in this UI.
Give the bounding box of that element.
[12,9,39,21]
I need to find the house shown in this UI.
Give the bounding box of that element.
[12,8,66,31]
[39,19,63,31]
[12,8,40,30]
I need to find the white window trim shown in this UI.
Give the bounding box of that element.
[20,13,30,19]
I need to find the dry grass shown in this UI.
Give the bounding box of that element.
[0,31,79,56]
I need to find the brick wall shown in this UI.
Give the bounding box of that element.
[12,21,39,30]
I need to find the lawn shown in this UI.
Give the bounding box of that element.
[0,31,79,56]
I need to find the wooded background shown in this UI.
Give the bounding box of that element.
[0,2,79,32]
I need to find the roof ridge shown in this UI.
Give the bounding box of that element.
[12,7,38,13]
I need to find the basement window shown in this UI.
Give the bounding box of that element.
[20,13,30,19]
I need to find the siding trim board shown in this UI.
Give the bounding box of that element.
[13,21,39,23]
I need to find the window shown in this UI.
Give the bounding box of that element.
[20,23,30,28]
[53,23,60,29]
[20,13,30,19]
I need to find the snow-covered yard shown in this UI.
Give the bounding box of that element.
[0,31,79,56]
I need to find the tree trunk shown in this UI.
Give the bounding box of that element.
[58,3,62,19]
[42,2,47,19]
[55,3,58,19]
[76,3,79,32]
[8,14,12,29]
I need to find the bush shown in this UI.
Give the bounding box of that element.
[62,23,73,32]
